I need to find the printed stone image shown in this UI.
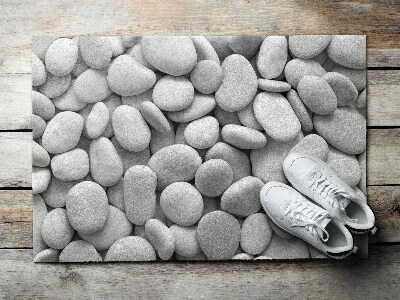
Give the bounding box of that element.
[32,35,372,262]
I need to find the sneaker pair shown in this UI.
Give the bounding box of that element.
[261,153,376,259]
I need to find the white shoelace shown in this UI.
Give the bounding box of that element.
[308,172,358,223]
[284,198,331,242]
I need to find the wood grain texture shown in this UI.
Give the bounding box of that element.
[0,132,31,187]
[0,246,399,299]
[0,0,399,74]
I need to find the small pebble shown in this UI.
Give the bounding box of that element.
[297,75,337,115]
[170,225,201,258]
[39,73,71,98]
[79,37,112,69]
[254,92,301,142]
[206,36,234,61]
[290,134,329,161]
[59,240,102,262]
[32,114,46,139]
[261,234,310,259]
[145,219,175,260]
[258,79,291,92]
[33,249,60,263]
[150,122,175,154]
[51,148,89,181]
[323,72,358,106]
[184,116,220,149]
[80,205,133,251]
[205,142,251,182]
[112,105,151,152]
[190,36,220,63]
[111,137,150,173]
[327,35,366,69]
[327,147,361,187]
[107,54,156,96]
[257,36,288,79]
[195,159,233,197]
[141,36,197,76]
[124,165,157,225]
[229,36,264,59]
[67,181,109,234]
[45,38,79,76]
[32,141,50,167]
[216,54,257,112]
[32,167,51,194]
[241,213,272,255]
[313,107,366,154]
[197,210,241,260]
[42,177,81,208]
[41,208,75,250]
[221,176,264,217]
[86,102,109,139]
[190,60,223,94]
[105,236,156,262]
[160,182,204,226]
[32,91,55,120]
[284,58,326,89]
[221,124,267,149]
[358,151,367,194]
[73,69,112,103]
[286,89,313,133]
[89,137,123,186]
[167,93,216,123]
[213,105,242,126]
[52,82,87,111]
[32,53,47,86]
[333,66,366,91]
[33,195,48,255]
[152,75,194,112]
[107,179,124,211]
[232,253,254,260]
[356,89,367,109]
[147,144,202,190]
[237,100,263,130]
[289,35,331,59]
[140,101,171,134]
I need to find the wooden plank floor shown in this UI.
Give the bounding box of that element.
[0,1,399,298]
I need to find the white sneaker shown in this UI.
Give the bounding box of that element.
[260,182,356,259]
[284,152,376,234]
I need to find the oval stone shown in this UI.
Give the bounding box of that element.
[140,101,171,134]
[327,35,366,69]
[195,159,233,197]
[323,72,358,106]
[167,93,216,123]
[32,141,50,167]
[237,100,263,130]
[51,148,89,181]
[184,116,220,149]
[59,240,102,262]
[38,73,71,98]
[170,225,201,258]
[284,58,326,89]
[32,53,47,86]
[228,36,264,60]
[32,91,55,121]
[286,89,313,133]
[73,69,112,103]
[78,36,112,69]
[190,60,223,94]
[86,102,109,139]
[41,208,74,250]
[241,213,272,255]
[290,134,329,161]
[145,219,175,260]
[221,124,267,149]
[190,36,220,63]
[257,36,288,79]
[289,35,331,59]
[45,38,79,76]
[105,236,156,262]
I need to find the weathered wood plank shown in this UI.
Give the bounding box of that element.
[0,0,399,74]
[0,246,399,299]
[0,132,31,187]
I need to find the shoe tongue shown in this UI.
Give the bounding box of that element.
[318,217,331,229]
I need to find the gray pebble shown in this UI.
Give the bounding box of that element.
[232,253,254,260]
[221,176,264,218]
[327,147,361,187]
[216,54,257,112]
[89,137,123,186]
[195,159,233,197]
[107,36,125,57]
[32,53,47,86]
[112,105,151,152]
[205,142,251,182]
[323,72,358,106]
[107,54,156,96]
[121,88,153,110]
[32,114,46,140]
[73,69,112,103]
[51,148,89,181]
[32,141,50,167]
[358,151,367,194]
[32,167,51,194]
[127,43,156,71]
[184,116,220,149]
[33,249,60,263]
[257,36,288,79]
[229,36,264,60]
[67,181,109,234]
[33,195,48,255]
[32,91,55,120]
[141,36,197,76]
[124,165,157,225]
[197,210,241,260]
[102,94,122,138]
[190,60,223,94]
[107,179,124,211]
[213,105,242,126]
[111,137,150,173]
[145,219,175,260]
[59,240,102,262]
[261,234,310,259]
[33,36,58,60]
[39,73,71,98]
[286,89,313,133]
[356,89,367,109]
[258,79,291,92]
[297,75,337,115]
[150,122,175,154]
[206,36,234,61]
[43,177,81,208]
[52,82,87,112]
[241,213,272,255]
[86,102,109,139]
[254,92,301,142]
[327,35,366,69]
[152,75,194,112]
[45,38,78,76]
[140,101,171,134]
[284,58,326,89]
[333,66,366,91]
[290,134,329,161]
[41,208,74,250]
[148,144,202,190]
[79,37,112,69]
[289,35,331,59]
[314,107,366,154]
[122,36,140,47]
[167,93,216,123]
[190,36,220,63]
[170,225,201,258]
[237,100,263,130]
[105,236,156,262]
[221,124,267,149]
[80,205,133,251]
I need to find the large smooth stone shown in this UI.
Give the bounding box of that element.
[105,236,156,262]
[45,38,79,76]
[257,36,288,79]
[284,58,326,89]
[327,35,366,69]
[289,35,331,59]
